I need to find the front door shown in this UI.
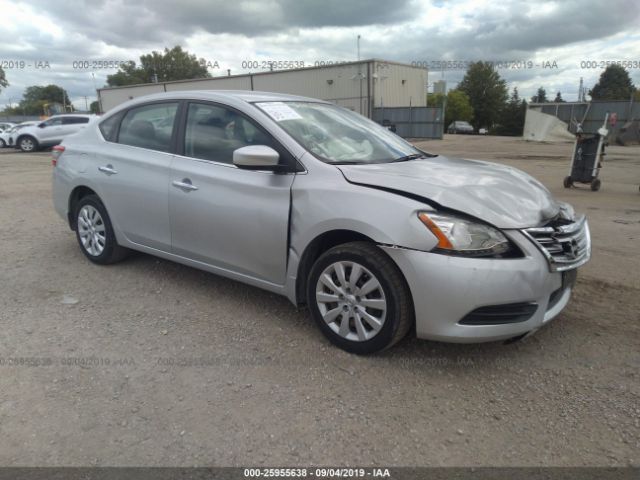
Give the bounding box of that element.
[169,102,294,285]
[38,117,67,144]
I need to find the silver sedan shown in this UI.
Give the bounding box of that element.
[52,91,590,354]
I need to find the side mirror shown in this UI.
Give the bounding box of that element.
[38,123,46,128]
[233,145,280,170]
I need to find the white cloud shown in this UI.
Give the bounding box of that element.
[0,0,638,110]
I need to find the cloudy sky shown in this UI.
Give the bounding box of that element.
[1,0,639,110]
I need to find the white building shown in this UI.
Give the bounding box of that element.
[97,59,428,117]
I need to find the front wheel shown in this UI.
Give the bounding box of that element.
[18,135,38,152]
[563,176,573,188]
[307,242,413,354]
[590,178,601,191]
[0,138,5,148]
[74,195,128,264]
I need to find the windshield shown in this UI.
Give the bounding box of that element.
[254,101,429,164]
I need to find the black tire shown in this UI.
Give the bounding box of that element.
[563,176,572,188]
[0,138,5,148]
[74,194,128,264]
[306,241,413,354]
[590,178,601,191]
[18,135,38,153]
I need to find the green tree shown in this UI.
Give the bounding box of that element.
[427,92,445,108]
[589,64,636,100]
[458,61,507,130]
[495,87,527,136]
[531,87,548,103]
[107,46,210,86]
[553,91,564,102]
[7,85,73,115]
[89,100,100,114]
[105,61,147,86]
[443,89,473,127]
[0,66,8,93]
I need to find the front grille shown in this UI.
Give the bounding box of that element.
[522,215,590,272]
[459,302,538,325]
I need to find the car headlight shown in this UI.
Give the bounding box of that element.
[418,212,513,257]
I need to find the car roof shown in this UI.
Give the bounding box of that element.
[121,90,329,106]
[48,113,95,118]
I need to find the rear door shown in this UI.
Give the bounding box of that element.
[169,101,294,285]
[93,102,179,251]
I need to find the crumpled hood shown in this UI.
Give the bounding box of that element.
[338,156,560,228]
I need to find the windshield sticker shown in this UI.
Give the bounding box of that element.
[256,102,303,122]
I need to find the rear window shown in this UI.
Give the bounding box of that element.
[99,112,123,142]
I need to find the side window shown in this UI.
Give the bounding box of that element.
[99,112,123,142]
[63,116,90,125]
[117,102,178,152]
[43,117,63,127]
[184,103,276,164]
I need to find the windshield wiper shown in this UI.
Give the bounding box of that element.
[331,161,365,165]
[390,153,426,163]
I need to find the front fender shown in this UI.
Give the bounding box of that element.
[284,167,439,304]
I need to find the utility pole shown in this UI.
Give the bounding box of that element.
[357,35,361,61]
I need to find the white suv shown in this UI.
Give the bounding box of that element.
[16,114,96,152]
[0,121,38,148]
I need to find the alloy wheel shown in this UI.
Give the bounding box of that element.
[20,138,35,152]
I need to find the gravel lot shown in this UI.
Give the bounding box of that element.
[0,136,638,467]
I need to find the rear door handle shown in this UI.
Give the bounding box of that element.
[98,164,117,175]
[172,179,198,191]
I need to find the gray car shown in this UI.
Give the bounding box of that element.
[447,121,474,134]
[52,91,590,354]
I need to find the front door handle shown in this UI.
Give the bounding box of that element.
[98,164,117,175]
[172,179,198,191]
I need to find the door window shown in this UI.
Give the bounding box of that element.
[118,103,178,152]
[42,117,63,127]
[62,116,90,125]
[183,103,276,164]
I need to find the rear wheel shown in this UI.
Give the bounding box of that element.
[563,176,573,188]
[18,135,38,152]
[590,178,601,191]
[0,138,5,148]
[74,195,128,264]
[307,242,413,354]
